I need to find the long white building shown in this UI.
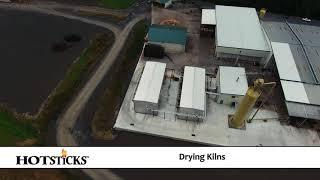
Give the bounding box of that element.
[133,61,166,115]
[178,66,206,121]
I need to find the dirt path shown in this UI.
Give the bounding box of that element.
[0,3,145,179]
[56,16,144,180]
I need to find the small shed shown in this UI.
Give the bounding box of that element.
[216,66,248,106]
[201,9,216,36]
[147,24,187,53]
[178,66,206,121]
[133,61,166,115]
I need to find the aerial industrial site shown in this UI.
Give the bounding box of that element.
[1,0,320,179]
[115,3,320,146]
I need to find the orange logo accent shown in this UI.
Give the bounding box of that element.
[61,149,67,158]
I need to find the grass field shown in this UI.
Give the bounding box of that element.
[100,0,135,9]
[0,111,37,146]
[92,20,147,139]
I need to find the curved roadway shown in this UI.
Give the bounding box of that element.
[0,3,145,179]
[56,16,144,180]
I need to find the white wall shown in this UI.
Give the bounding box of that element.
[215,46,270,65]
[216,94,244,107]
[178,107,205,121]
[133,100,159,115]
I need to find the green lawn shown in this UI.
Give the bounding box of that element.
[100,0,135,9]
[0,111,37,146]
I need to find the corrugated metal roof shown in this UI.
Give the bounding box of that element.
[179,66,206,111]
[271,42,301,82]
[201,9,216,25]
[215,5,270,52]
[271,42,316,83]
[281,80,320,106]
[261,17,300,44]
[219,66,248,96]
[261,14,320,84]
[280,80,310,104]
[133,61,166,103]
[304,46,320,83]
[282,80,320,120]
[261,14,320,120]
[148,24,187,45]
[287,17,320,47]
[304,83,320,106]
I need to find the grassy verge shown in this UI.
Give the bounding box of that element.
[77,10,129,22]
[92,20,147,139]
[99,0,135,9]
[0,32,115,146]
[0,110,37,146]
[36,32,115,142]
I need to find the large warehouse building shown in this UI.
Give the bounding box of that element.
[262,14,320,121]
[216,66,248,107]
[215,5,272,65]
[147,24,187,53]
[178,66,206,121]
[133,61,166,115]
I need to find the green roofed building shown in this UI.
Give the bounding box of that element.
[147,24,187,53]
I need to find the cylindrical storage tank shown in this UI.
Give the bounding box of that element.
[229,79,263,129]
[259,8,267,19]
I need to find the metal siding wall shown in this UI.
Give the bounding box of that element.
[133,101,158,115]
[178,107,205,121]
[216,46,270,64]
[216,94,243,106]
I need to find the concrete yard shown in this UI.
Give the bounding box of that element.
[115,5,320,146]
[115,58,320,146]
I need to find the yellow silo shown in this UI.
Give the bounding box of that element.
[229,79,264,129]
[259,8,267,19]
